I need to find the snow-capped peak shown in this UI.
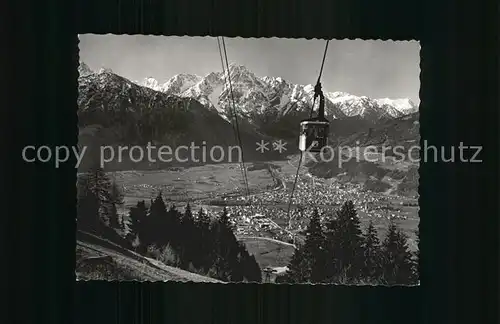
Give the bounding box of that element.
[162,73,203,95]
[137,65,418,122]
[228,63,248,72]
[98,67,114,74]
[375,98,418,115]
[142,77,160,89]
[78,62,94,77]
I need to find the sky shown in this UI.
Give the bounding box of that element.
[79,35,420,103]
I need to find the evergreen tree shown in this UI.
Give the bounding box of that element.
[181,203,196,240]
[165,204,183,249]
[209,255,232,281]
[178,203,198,268]
[381,221,415,285]
[196,207,215,271]
[105,180,125,233]
[77,169,132,247]
[76,180,101,233]
[211,207,241,281]
[284,247,311,283]
[109,181,125,205]
[231,242,262,283]
[108,202,121,230]
[381,221,397,283]
[87,168,113,220]
[244,253,262,283]
[119,213,127,235]
[274,274,288,283]
[362,220,382,280]
[143,192,169,247]
[303,208,327,283]
[76,167,119,229]
[219,207,231,228]
[333,200,364,280]
[285,209,326,283]
[414,228,420,282]
[323,215,341,281]
[196,207,211,236]
[127,200,148,249]
[127,201,146,238]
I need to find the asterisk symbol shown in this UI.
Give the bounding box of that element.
[256,140,270,153]
[273,140,287,153]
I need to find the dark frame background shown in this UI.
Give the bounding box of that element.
[5,0,498,323]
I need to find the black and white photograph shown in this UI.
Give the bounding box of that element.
[76,35,420,285]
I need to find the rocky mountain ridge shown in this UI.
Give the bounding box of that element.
[77,62,419,171]
[135,63,418,123]
[77,64,281,171]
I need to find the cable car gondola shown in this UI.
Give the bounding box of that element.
[298,82,330,153]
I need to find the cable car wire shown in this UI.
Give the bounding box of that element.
[217,37,245,179]
[282,40,330,121]
[310,40,329,118]
[221,37,252,200]
[216,38,244,194]
[316,40,330,87]
[285,39,330,230]
[286,151,304,229]
[217,37,252,210]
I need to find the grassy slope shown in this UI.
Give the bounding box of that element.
[238,236,296,269]
[76,231,223,283]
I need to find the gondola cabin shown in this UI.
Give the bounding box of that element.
[298,118,329,153]
[298,81,330,153]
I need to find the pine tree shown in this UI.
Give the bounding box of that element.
[284,247,311,283]
[76,179,101,233]
[178,203,197,268]
[128,201,145,237]
[209,255,232,281]
[127,200,148,248]
[77,167,121,231]
[381,221,415,285]
[334,200,364,280]
[165,204,183,249]
[181,203,196,240]
[211,207,241,281]
[104,180,125,233]
[77,171,132,247]
[413,228,420,282]
[229,242,261,283]
[87,168,113,220]
[109,181,125,205]
[197,207,211,235]
[393,229,415,284]
[303,208,327,283]
[108,202,121,230]
[381,221,398,284]
[119,214,127,235]
[219,207,231,228]
[244,253,262,283]
[362,220,382,281]
[109,181,125,230]
[285,209,326,283]
[196,207,215,271]
[323,215,340,281]
[143,192,169,247]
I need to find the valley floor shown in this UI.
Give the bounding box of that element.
[101,156,419,274]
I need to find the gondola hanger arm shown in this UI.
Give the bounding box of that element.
[313,81,323,98]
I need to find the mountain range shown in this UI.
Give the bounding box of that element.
[136,63,418,122]
[77,62,419,171]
